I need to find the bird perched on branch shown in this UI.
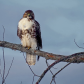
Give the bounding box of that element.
[17,10,42,65]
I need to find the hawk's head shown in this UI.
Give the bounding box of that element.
[23,10,34,20]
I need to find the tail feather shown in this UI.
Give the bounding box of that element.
[26,53,36,65]
[37,56,40,61]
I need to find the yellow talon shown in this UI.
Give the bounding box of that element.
[28,46,31,49]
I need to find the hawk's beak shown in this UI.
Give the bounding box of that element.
[28,14,32,18]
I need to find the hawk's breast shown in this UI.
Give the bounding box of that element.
[18,18,37,48]
[18,18,34,30]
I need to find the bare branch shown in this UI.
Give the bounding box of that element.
[74,39,84,49]
[32,75,35,84]
[51,62,71,83]
[46,60,57,70]
[2,26,5,84]
[0,41,84,63]
[4,57,14,80]
[2,26,5,41]
[46,60,56,84]
[23,53,40,77]
[0,59,2,78]
[1,27,14,84]
[50,77,56,84]
[2,47,5,84]
[23,53,40,84]
[53,62,71,77]
[36,54,80,84]
[46,60,54,75]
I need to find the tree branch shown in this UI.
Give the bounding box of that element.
[0,40,84,84]
[36,54,78,84]
[51,62,71,83]
[0,40,84,63]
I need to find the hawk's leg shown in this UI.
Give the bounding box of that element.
[27,46,31,49]
[25,46,31,50]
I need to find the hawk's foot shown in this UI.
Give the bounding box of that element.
[28,46,31,49]
[24,46,31,50]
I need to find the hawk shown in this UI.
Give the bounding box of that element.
[17,10,42,65]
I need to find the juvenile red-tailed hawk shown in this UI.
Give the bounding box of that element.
[17,10,42,65]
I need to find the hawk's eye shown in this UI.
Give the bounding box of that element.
[28,14,30,16]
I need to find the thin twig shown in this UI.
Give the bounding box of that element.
[23,53,40,77]
[50,76,56,84]
[50,77,56,84]
[2,26,14,84]
[2,26,5,84]
[2,25,5,41]
[46,60,54,75]
[32,75,35,84]
[2,47,5,84]
[46,60,56,84]
[23,53,40,84]
[4,57,14,80]
[74,39,84,49]
[0,59,2,78]
[46,60,57,70]
[53,62,71,77]
[51,62,71,84]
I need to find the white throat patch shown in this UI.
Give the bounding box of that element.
[18,18,34,30]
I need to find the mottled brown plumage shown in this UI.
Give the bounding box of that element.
[17,10,42,65]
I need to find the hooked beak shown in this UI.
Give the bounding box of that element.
[28,14,32,19]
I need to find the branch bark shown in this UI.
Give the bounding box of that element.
[0,40,84,63]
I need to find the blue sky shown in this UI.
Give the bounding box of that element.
[0,0,84,84]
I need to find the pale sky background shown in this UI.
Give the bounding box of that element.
[0,0,84,84]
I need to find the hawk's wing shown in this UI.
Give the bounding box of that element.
[35,20,42,60]
[35,20,42,49]
[17,27,22,39]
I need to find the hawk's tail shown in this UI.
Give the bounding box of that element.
[26,53,36,65]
